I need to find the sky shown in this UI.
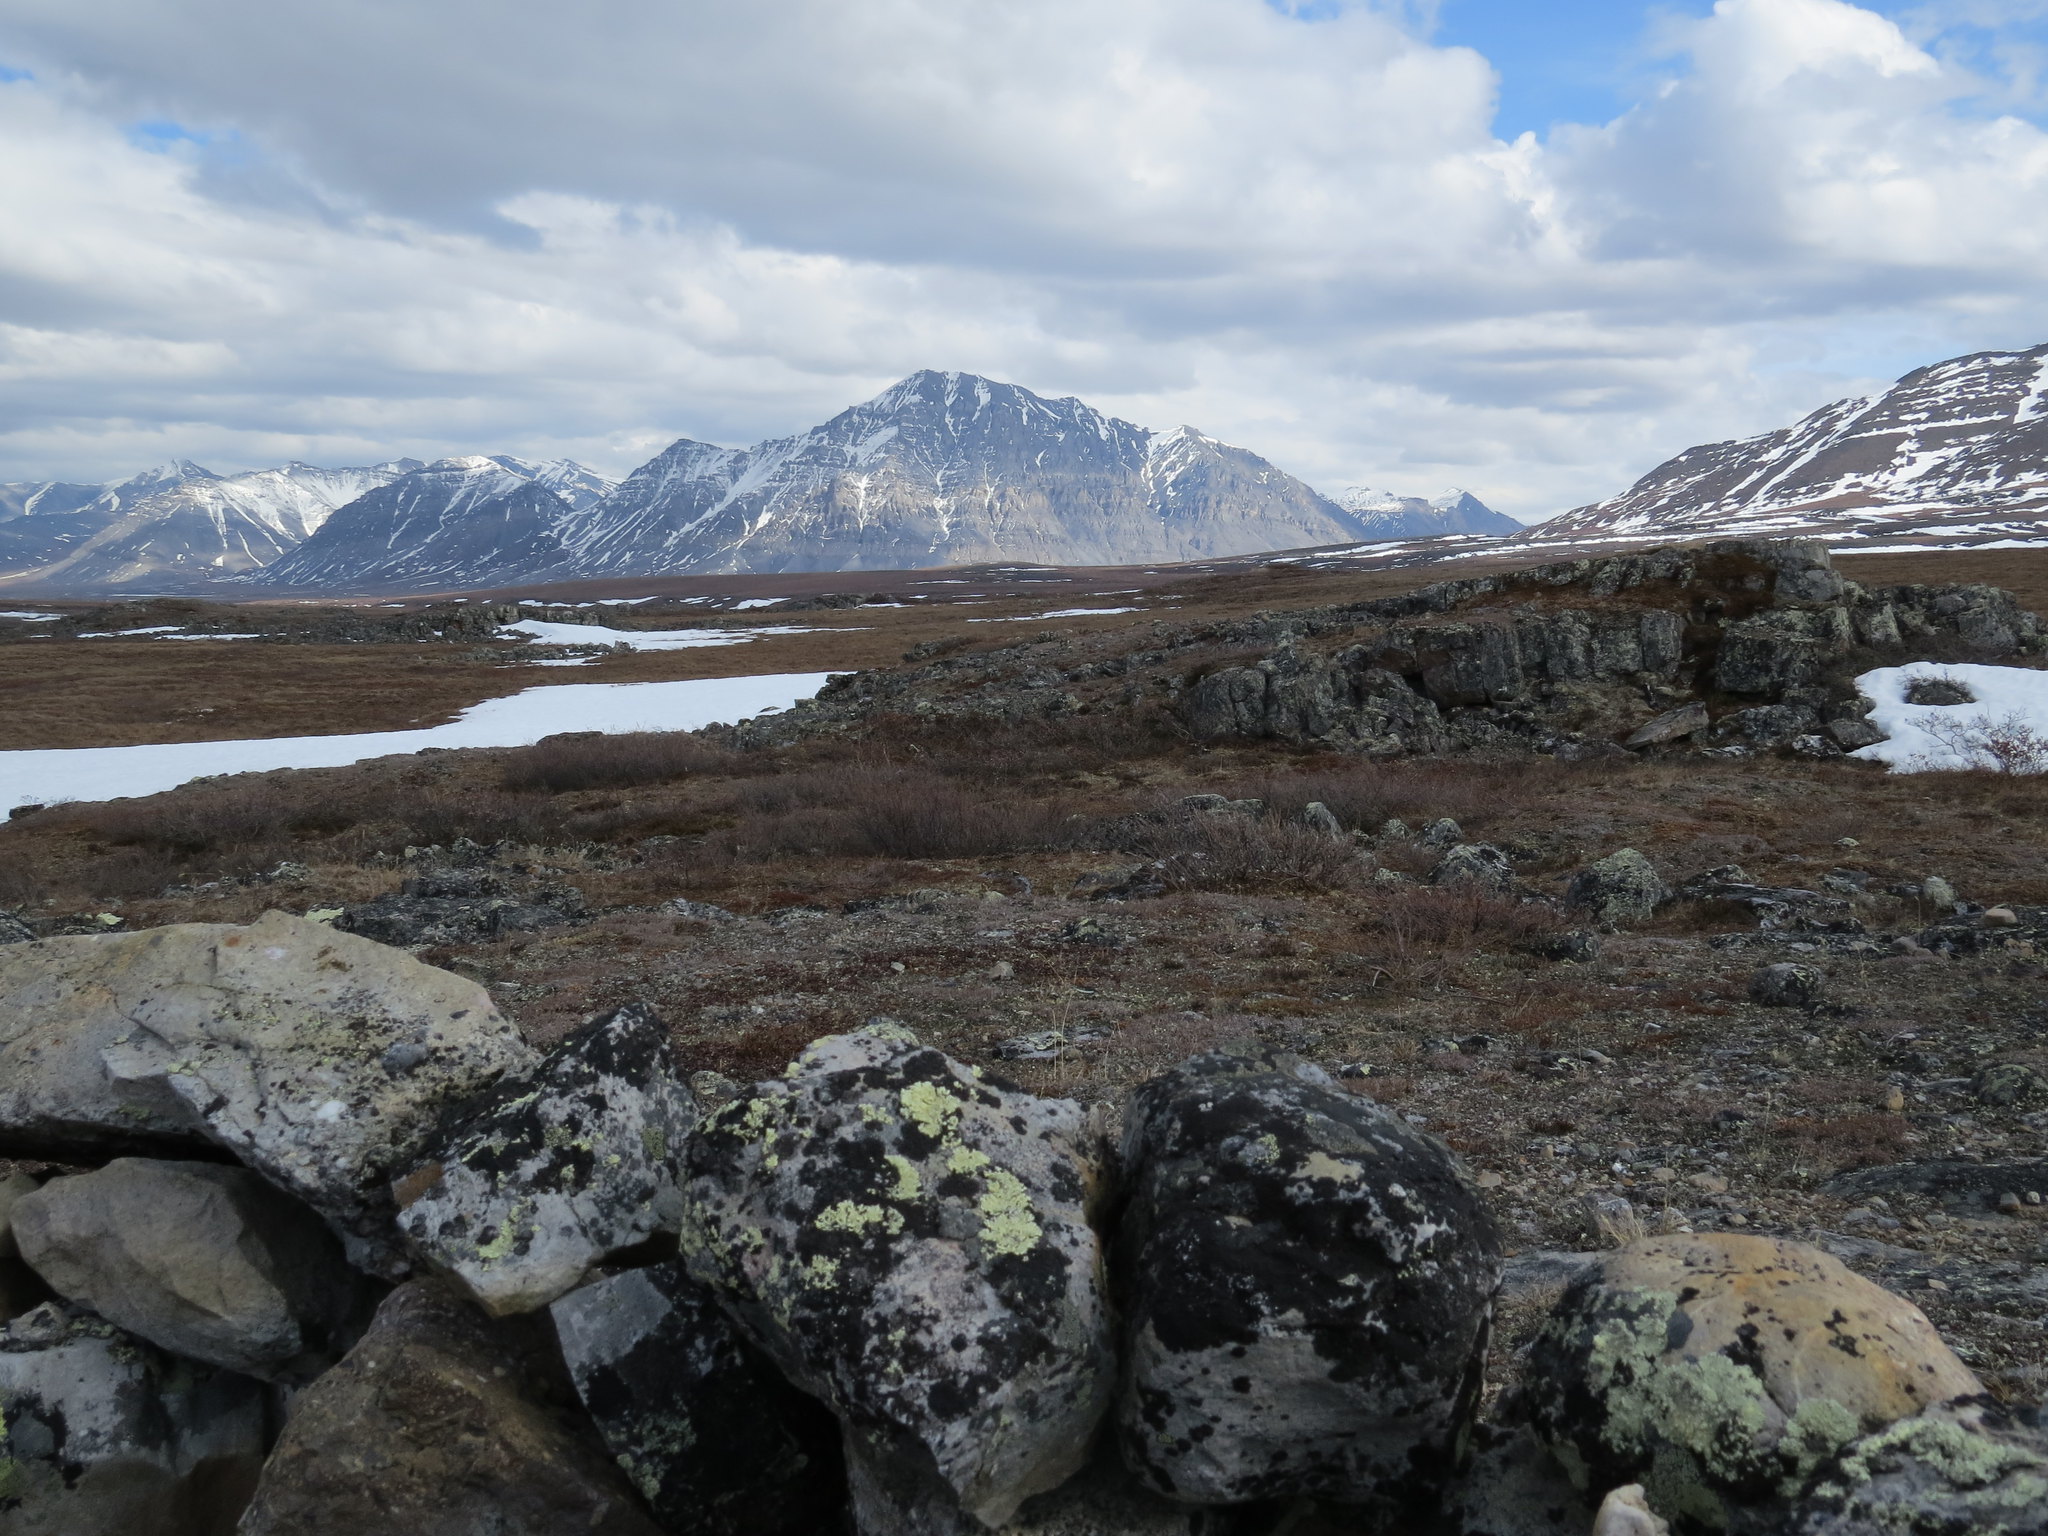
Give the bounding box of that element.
[3,0,2048,522]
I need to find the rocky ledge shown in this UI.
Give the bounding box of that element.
[1,915,2042,1536]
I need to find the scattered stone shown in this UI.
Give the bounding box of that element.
[1982,905,2019,927]
[550,1260,846,1536]
[1115,1048,1503,1512]
[238,1278,662,1536]
[1431,842,1517,894]
[336,866,587,947]
[1298,801,1344,836]
[1828,1157,2048,1212]
[1527,929,1602,963]
[689,1069,742,1108]
[0,912,34,945]
[1920,875,1958,909]
[1525,1234,1981,1530]
[1749,962,1826,1008]
[1566,849,1670,926]
[1624,702,1708,747]
[1420,816,1465,848]
[1790,732,1843,758]
[11,1158,369,1381]
[1972,1062,2045,1106]
[1074,863,1171,902]
[1181,794,1264,817]
[0,1300,273,1536]
[394,1004,696,1316]
[1881,1085,1907,1113]
[1826,717,1887,750]
[994,1027,1109,1061]
[680,1023,1113,1534]
[669,898,739,923]
[0,913,534,1276]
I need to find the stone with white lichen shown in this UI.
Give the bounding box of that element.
[678,1022,1113,1535]
[1113,1048,1503,1514]
[1781,1397,2048,1536]
[393,1003,697,1315]
[1524,1234,1984,1534]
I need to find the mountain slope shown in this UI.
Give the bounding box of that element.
[1538,344,2048,545]
[557,371,1371,575]
[250,457,577,590]
[1333,486,1521,539]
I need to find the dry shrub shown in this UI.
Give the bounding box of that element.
[1768,1111,1911,1173]
[687,1021,824,1083]
[1236,756,1566,834]
[1912,712,2048,775]
[707,762,1076,862]
[1354,885,1570,988]
[500,731,735,792]
[919,707,1185,780]
[1120,809,1366,893]
[0,850,47,909]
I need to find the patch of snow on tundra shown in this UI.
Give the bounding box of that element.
[504,620,821,651]
[1853,662,2048,772]
[0,673,832,813]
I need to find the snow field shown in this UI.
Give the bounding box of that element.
[1852,662,2048,773]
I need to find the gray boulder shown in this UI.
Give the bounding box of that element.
[0,1300,272,1536]
[1430,843,1517,894]
[1566,849,1670,926]
[238,1278,662,1536]
[11,1158,368,1382]
[0,911,33,945]
[0,911,536,1275]
[1114,1049,1503,1513]
[0,1169,37,1258]
[395,1004,696,1315]
[550,1260,845,1535]
[1624,701,1708,748]
[1787,1400,2048,1536]
[336,866,586,948]
[1750,962,1826,1009]
[680,1022,1113,1535]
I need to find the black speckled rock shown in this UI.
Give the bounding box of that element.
[550,1259,846,1536]
[1114,1049,1503,1512]
[679,1022,1113,1535]
[394,1004,697,1315]
[1783,1399,2048,1536]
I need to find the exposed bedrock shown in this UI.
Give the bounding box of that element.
[1113,1048,1504,1515]
[678,1021,1114,1535]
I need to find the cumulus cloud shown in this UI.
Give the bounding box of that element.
[0,0,2046,520]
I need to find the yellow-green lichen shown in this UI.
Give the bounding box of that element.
[947,1146,991,1175]
[640,1126,667,1162]
[474,1200,530,1263]
[975,1167,1041,1256]
[1776,1397,1862,1493]
[815,1201,904,1236]
[885,1154,922,1200]
[803,1254,840,1287]
[901,1080,962,1141]
[1835,1414,2047,1493]
[861,1103,891,1126]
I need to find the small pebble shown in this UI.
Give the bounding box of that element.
[1998,1191,2024,1215]
[1882,1085,1907,1113]
[1476,1171,1505,1190]
[1982,906,2019,927]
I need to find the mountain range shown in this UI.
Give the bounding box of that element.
[0,372,1508,593]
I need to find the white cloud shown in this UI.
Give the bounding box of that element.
[0,0,2045,521]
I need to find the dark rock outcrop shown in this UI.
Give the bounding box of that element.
[550,1260,846,1536]
[1114,1048,1503,1513]
[336,866,586,948]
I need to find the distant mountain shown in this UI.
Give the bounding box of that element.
[1536,344,2048,547]
[0,455,614,593]
[555,371,1373,576]
[249,457,582,591]
[1332,486,1521,539]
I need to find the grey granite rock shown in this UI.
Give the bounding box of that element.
[12,1158,369,1381]
[680,1022,1113,1534]
[1566,849,1670,927]
[1114,1048,1503,1513]
[395,1004,696,1314]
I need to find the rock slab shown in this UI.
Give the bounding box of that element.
[0,1301,272,1536]
[11,1158,368,1381]
[551,1260,846,1536]
[2,911,537,1275]
[1115,1048,1504,1510]
[396,1003,696,1315]
[237,1278,662,1536]
[680,1022,1113,1534]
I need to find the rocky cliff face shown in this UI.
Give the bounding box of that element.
[251,457,581,591]
[556,371,1372,576]
[1537,344,2048,547]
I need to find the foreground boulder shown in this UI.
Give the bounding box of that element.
[1115,1049,1503,1512]
[238,1278,661,1536]
[680,1022,1113,1534]
[395,1004,697,1315]
[1567,849,1670,926]
[11,1158,370,1382]
[551,1259,846,1535]
[0,1300,272,1536]
[1788,1398,2048,1536]
[1524,1234,1983,1532]
[0,912,535,1274]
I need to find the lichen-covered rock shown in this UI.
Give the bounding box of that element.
[0,914,534,1275]
[1431,843,1517,894]
[336,866,587,948]
[1115,1048,1503,1512]
[395,1004,696,1315]
[1749,963,1826,1009]
[1524,1234,1983,1534]
[1625,702,1709,748]
[550,1260,846,1536]
[0,1300,272,1536]
[1446,1422,1599,1536]
[1566,849,1670,927]
[238,1278,661,1536]
[11,1158,370,1382]
[1786,1399,2048,1536]
[680,1023,1113,1535]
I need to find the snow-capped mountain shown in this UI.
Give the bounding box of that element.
[1332,486,1521,539]
[1535,344,2048,547]
[249,456,581,590]
[0,455,614,593]
[556,371,1372,576]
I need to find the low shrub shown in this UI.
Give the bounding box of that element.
[499,731,735,792]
